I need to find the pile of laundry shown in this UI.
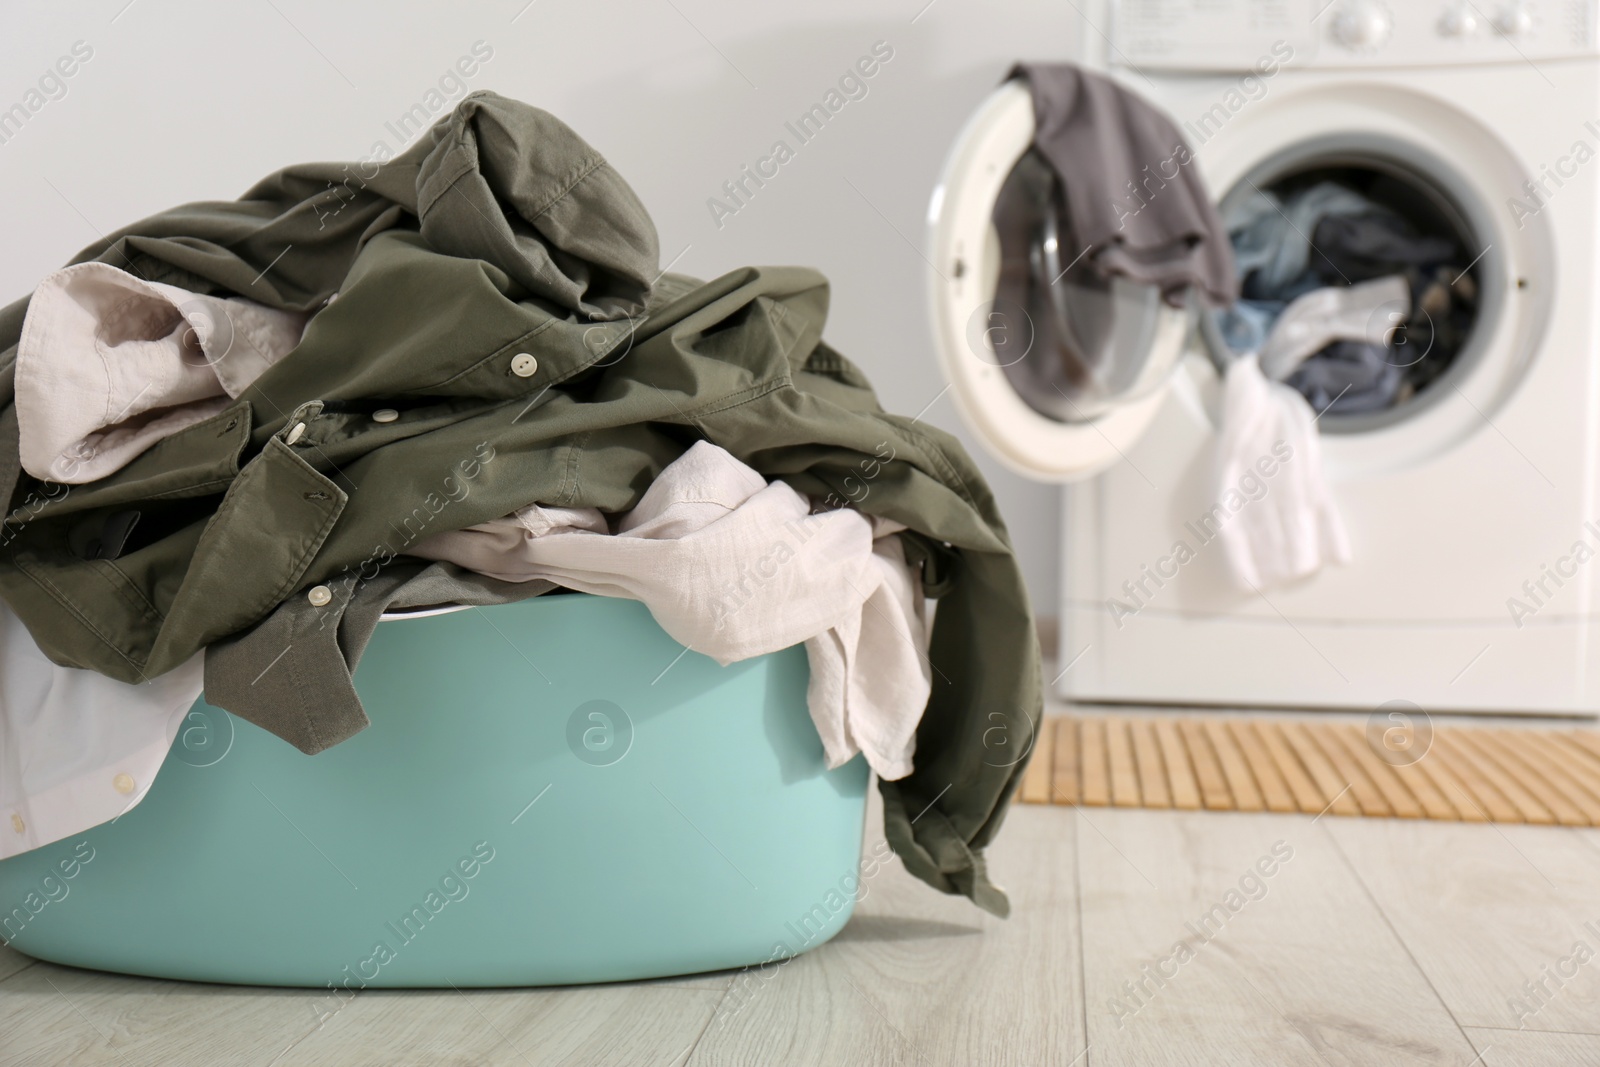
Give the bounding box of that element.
[0,92,1037,916]
[1217,177,1479,415]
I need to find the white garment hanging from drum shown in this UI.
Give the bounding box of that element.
[1214,355,1351,591]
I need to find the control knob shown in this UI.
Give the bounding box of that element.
[1493,3,1535,36]
[1331,1,1393,49]
[1437,6,1481,36]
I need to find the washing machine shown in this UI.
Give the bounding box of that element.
[929,0,1600,714]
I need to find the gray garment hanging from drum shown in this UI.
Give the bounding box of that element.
[1005,62,1237,308]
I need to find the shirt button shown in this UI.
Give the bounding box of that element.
[372,408,399,424]
[307,585,333,607]
[511,353,539,378]
[326,292,339,305]
[113,773,136,795]
[285,422,307,446]
[9,813,22,834]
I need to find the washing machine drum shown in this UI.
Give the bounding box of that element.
[928,82,1193,482]
[989,150,1186,424]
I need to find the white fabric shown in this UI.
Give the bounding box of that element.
[0,600,204,860]
[409,441,931,779]
[803,528,930,780]
[1257,275,1411,381]
[1215,355,1351,591]
[16,263,306,484]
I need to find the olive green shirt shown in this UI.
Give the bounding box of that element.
[0,92,1040,916]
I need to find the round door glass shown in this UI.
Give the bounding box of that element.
[984,150,1193,425]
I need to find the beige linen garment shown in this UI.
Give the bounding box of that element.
[408,440,931,779]
[15,262,305,484]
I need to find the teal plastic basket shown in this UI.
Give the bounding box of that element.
[0,593,869,987]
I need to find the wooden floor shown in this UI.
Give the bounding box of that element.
[7,714,1600,1065]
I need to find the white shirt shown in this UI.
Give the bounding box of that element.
[409,441,931,778]
[0,601,204,861]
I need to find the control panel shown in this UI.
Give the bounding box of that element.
[1112,0,1597,70]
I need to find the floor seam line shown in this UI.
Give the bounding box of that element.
[1072,808,1092,1067]
[0,955,39,986]
[678,970,738,1064]
[1319,820,1483,1058]
[1466,1023,1600,1037]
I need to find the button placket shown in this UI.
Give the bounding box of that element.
[168,433,349,648]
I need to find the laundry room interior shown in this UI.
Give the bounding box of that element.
[3,1,1600,1064]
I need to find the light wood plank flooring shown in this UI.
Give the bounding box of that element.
[5,713,1600,1065]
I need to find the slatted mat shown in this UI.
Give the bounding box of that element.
[1017,715,1600,824]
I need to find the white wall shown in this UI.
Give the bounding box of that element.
[0,0,1081,611]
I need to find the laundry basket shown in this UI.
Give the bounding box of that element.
[0,593,870,987]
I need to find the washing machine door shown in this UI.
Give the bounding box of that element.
[927,82,1195,483]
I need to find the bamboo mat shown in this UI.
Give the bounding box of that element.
[1017,715,1600,825]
